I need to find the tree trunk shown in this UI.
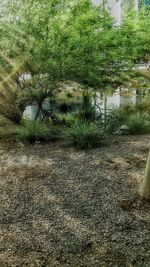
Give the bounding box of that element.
[104,92,107,129]
[140,149,150,199]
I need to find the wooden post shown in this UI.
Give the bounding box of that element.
[140,149,150,199]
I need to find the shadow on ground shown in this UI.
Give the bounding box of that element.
[0,135,150,267]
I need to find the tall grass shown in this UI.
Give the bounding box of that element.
[62,121,105,149]
[17,120,61,143]
[78,106,97,122]
[126,112,150,134]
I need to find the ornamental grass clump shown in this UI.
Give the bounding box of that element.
[78,106,97,122]
[126,112,150,134]
[63,121,105,149]
[17,120,61,143]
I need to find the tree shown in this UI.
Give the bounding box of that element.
[122,7,150,66]
[126,8,150,200]
[0,0,149,125]
[0,0,138,120]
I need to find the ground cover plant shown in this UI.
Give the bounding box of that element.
[126,112,150,134]
[62,120,105,149]
[17,120,62,143]
[58,112,79,127]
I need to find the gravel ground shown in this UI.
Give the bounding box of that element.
[0,135,150,267]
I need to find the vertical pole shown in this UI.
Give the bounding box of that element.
[104,92,107,129]
[140,148,150,199]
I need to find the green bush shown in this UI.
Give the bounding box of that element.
[111,106,134,122]
[62,121,105,149]
[104,113,122,134]
[78,106,97,122]
[46,125,63,141]
[100,107,131,134]
[104,106,150,134]
[60,112,78,126]
[126,112,150,134]
[135,94,150,113]
[60,107,97,126]
[17,120,61,143]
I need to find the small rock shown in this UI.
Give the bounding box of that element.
[120,125,129,131]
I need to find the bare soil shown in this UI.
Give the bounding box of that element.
[0,135,150,267]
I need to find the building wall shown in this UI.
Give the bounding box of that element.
[92,0,139,25]
[92,0,122,25]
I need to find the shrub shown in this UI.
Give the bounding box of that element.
[135,94,150,113]
[104,107,150,134]
[104,113,122,134]
[126,112,150,134]
[78,106,97,122]
[111,106,134,122]
[60,112,78,126]
[17,120,61,143]
[100,107,130,134]
[45,125,63,141]
[62,121,105,149]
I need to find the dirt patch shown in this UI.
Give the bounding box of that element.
[0,135,150,267]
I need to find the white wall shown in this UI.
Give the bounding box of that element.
[133,0,139,12]
[92,0,122,25]
[109,0,122,26]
